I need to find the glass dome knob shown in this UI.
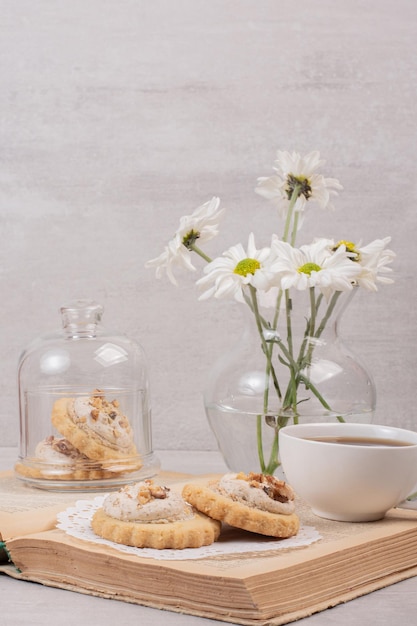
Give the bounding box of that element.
[60,300,104,337]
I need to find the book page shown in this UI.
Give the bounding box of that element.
[0,472,79,513]
[0,471,81,540]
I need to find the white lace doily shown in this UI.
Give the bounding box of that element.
[56,495,322,561]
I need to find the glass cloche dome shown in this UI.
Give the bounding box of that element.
[15,299,160,490]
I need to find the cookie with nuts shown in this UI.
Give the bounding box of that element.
[51,390,140,467]
[91,480,221,549]
[182,472,300,538]
[14,435,115,481]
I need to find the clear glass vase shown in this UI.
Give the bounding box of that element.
[15,299,160,490]
[204,287,375,475]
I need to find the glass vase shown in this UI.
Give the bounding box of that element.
[204,287,375,475]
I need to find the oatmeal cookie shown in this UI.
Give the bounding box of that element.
[51,391,139,465]
[91,480,221,549]
[182,472,299,538]
[14,435,112,481]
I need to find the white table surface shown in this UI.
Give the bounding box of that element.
[1,447,417,626]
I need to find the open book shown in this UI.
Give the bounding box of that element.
[2,469,417,626]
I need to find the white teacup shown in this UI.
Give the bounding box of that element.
[279,422,417,522]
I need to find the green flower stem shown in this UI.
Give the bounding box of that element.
[298,373,333,410]
[243,292,276,340]
[272,287,284,330]
[189,243,212,263]
[304,286,318,367]
[267,288,284,406]
[283,291,301,415]
[314,291,341,339]
[290,210,300,246]
[309,287,316,336]
[282,184,301,243]
[293,289,336,379]
[249,285,282,473]
[294,316,312,371]
[276,329,303,421]
[290,287,317,390]
[265,432,280,475]
[243,291,281,397]
[285,290,294,357]
[244,287,285,473]
[273,183,302,330]
[256,413,266,472]
[299,372,344,422]
[315,291,324,312]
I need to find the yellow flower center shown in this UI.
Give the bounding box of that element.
[298,262,321,275]
[333,240,361,261]
[234,258,261,277]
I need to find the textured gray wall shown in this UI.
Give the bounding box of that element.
[1,0,416,450]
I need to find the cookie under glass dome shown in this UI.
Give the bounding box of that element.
[15,300,160,491]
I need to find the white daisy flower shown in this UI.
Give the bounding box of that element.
[145,197,224,285]
[357,237,395,290]
[196,233,273,303]
[329,237,395,291]
[255,150,343,221]
[270,237,361,297]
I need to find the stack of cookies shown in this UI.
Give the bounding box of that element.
[15,389,141,482]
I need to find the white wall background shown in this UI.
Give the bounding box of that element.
[1,0,416,450]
